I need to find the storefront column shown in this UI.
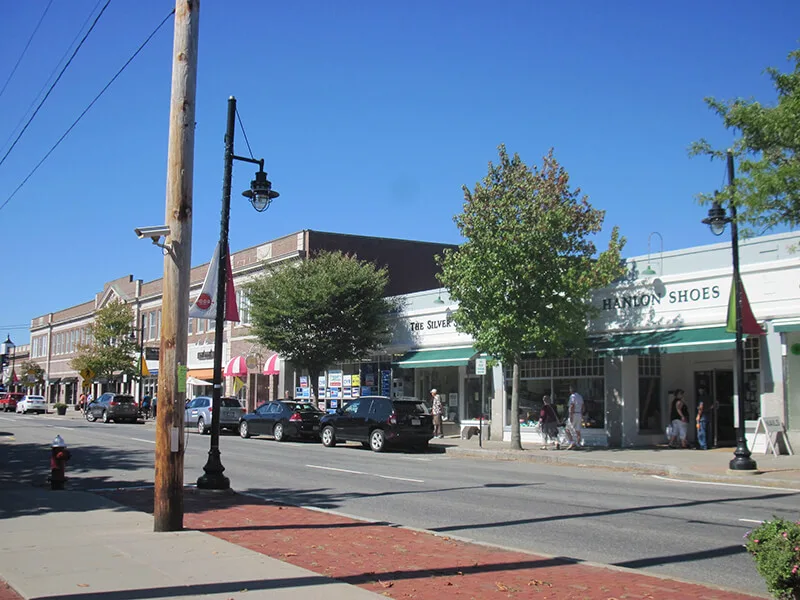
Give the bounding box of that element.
[785,332,800,447]
[619,357,639,447]
[490,363,504,441]
[761,325,785,419]
[604,357,623,447]
[458,365,466,421]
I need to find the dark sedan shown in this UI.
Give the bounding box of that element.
[239,400,323,441]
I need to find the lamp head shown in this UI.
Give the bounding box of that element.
[642,265,657,276]
[702,200,729,236]
[3,335,14,350]
[243,169,279,212]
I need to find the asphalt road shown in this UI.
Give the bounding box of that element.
[2,412,798,596]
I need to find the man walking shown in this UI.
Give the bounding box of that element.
[567,385,584,449]
[430,389,444,439]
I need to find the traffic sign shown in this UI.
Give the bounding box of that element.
[475,358,487,375]
[80,368,95,382]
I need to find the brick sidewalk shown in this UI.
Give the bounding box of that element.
[98,488,762,600]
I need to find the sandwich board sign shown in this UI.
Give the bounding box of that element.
[751,416,794,457]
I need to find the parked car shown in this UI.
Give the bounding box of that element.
[0,392,24,412]
[15,395,47,414]
[85,393,139,423]
[185,396,244,434]
[320,396,433,452]
[239,400,323,441]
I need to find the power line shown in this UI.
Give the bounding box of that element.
[1,0,105,156]
[0,0,113,171]
[0,7,176,214]
[0,0,55,102]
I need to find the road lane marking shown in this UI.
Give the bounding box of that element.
[0,416,14,421]
[130,437,156,444]
[306,464,424,483]
[651,475,800,493]
[739,518,764,524]
[54,426,75,430]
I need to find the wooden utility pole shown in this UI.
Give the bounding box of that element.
[154,0,199,532]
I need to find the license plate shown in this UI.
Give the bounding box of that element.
[411,418,420,426]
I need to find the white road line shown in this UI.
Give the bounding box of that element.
[130,437,156,444]
[651,474,800,493]
[739,518,764,524]
[54,426,75,430]
[306,464,424,483]
[0,416,13,421]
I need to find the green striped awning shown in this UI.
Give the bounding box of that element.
[393,347,478,368]
[591,326,737,356]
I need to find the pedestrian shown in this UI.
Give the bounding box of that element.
[141,395,151,419]
[539,395,560,450]
[151,395,157,419]
[78,392,87,412]
[430,388,444,438]
[284,389,293,401]
[567,384,584,449]
[669,389,689,448]
[85,392,94,413]
[696,387,713,450]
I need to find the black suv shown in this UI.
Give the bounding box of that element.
[319,396,433,452]
[86,393,139,423]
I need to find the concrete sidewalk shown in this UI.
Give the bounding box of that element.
[0,484,381,600]
[432,435,800,488]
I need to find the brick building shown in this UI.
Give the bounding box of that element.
[28,230,455,409]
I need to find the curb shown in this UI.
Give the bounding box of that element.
[442,446,800,490]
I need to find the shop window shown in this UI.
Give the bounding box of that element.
[638,354,661,432]
[744,337,760,371]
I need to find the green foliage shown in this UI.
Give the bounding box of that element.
[745,518,800,599]
[438,145,625,448]
[245,251,399,398]
[19,359,44,388]
[690,47,800,234]
[70,301,139,381]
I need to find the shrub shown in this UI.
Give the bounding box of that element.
[745,518,800,599]
[53,403,68,409]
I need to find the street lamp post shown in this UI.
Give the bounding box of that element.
[197,96,279,491]
[701,150,757,471]
[4,335,15,393]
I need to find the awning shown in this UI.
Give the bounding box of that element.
[775,320,800,333]
[263,353,281,375]
[393,346,478,368]
[187,376,212,386]
[47,378,61,385]
[187,368,214,379]
[224,356,247,377]
[591,326,737,356]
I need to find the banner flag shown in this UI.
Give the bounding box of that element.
[189,243,240,322]
[726,276,765,335]
[232,376,244,394]
[140,356,150,377]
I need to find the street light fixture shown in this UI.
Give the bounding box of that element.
[701,150,757,472]
[4,335,15,392]
[197,96,279,491]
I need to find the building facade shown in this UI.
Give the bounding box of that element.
[28,230,455,411]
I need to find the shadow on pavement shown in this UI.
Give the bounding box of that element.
[614,543,746,569]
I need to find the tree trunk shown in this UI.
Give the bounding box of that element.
[509,358,522,450]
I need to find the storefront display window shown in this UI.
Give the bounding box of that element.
[504,357,605,428]
[743,337,761,421]
[638,354,661,432]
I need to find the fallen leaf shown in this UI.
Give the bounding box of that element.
[378,580,394,588]
[444,581,453,586]
[456,571,463,576]
[77,584,90,588]
[495,582,509,592]
[527,580,552,587]
[284,552,298,557]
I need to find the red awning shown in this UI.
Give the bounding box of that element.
[224,356,247,377]
[263,353,281,375]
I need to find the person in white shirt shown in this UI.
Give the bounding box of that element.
[567,385,584,449]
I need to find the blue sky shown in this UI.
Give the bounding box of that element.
[0,0,798,344]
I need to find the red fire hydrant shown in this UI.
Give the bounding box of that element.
[50,435,71,490]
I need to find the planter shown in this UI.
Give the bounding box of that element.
[56,406,67,415]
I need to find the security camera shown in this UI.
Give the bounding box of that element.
[134,225,171,249]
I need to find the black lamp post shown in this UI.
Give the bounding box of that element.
[197,96,279,491]
[4,335,15,393]
[701,150,757,471]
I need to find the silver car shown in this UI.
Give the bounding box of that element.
[185,396,244,434]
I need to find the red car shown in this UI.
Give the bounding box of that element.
[0,392,24,412]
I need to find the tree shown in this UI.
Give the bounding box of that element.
[19,360,44,390]
[690,47,800,233]
[438,146,625,450]
[71,301,139,384]
[246,251,400,400]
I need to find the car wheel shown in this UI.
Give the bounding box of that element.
[321,425,336,447]
[239,421,250,438]
[86,411,96,422]
[273,422,285,442]
[197,417,206,435]
[102,410,110,423]
[370,429,386,452]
